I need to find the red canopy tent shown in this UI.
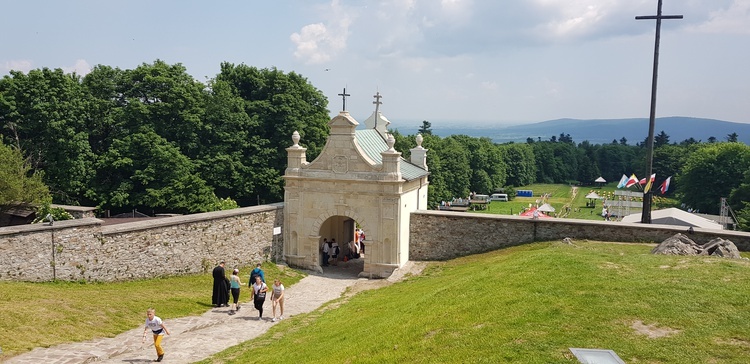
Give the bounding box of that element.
[520,207,553,218]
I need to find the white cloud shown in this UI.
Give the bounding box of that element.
[480,80,498,91]
[2,59,34,74]
[689,0,750,35]
[62,59,92,76]
[290,0,354,64]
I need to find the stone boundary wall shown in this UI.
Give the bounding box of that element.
[409,210,750,261]
[0,204,283,282]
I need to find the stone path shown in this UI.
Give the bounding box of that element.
[3,258,417,364]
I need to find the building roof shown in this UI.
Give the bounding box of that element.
[621,207,723,230]
[355,129,429,181]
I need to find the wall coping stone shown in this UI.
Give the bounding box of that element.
[0,217,102,235]
[102,203,283,235]
[413,210,750,239]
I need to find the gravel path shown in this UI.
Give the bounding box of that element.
[4,259,424,364]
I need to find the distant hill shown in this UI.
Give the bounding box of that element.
[398,117,750,145]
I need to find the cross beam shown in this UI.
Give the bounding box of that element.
[636,0,682,224]
[373,91,382,114]
[338,87,351,111]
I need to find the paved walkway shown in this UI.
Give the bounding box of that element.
[5,259,381,364]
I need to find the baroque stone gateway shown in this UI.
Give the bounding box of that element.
[283,104,429,278]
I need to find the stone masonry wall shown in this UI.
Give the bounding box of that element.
[409,210,750,261]
[0,204,283,282]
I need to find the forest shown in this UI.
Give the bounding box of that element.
[1,60,750,229]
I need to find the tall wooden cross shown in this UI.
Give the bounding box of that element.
[636,0,682,224]
[338,87,351,111]
[373,91,382,114]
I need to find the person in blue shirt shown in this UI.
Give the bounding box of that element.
[250,263,265,284]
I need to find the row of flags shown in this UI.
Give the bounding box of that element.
[616,173,672,194]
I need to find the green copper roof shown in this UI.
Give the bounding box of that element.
[355,129,429,181]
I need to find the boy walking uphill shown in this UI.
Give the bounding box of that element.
[143,308,170,362]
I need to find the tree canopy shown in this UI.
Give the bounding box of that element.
[0,140,50,211]
[3,61,749,229]
[0,61,329,214]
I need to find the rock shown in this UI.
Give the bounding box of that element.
[651,233,701,255]
[700,238,742,259]
[652,234,743,259]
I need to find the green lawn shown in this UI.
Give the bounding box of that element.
[200,242,750,364]
[0,263,304,359]
[478,183,680,221]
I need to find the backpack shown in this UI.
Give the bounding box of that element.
[249,270,260,287]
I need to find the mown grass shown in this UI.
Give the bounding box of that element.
[199,242,750,364]
[480,183,680,221]
[0,262,304,359]
[481,184,572,216]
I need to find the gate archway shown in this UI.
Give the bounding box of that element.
[282,108,429,278]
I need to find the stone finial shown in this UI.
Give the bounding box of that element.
[416,134,423,148]
[386,133,396,152]
[292,131,300,146]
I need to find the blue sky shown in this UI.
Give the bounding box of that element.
[2,0,749,126]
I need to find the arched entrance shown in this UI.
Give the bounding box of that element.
[318,215,365,276]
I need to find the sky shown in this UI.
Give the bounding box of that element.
[2,0,749,127]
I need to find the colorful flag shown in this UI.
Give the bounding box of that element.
[660,176,672,194]
[616,174,628,188]
[639,178,647,185]
[643,173,656,193]
[625,174,638,188]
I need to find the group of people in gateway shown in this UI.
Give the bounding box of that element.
[321,228,366,266]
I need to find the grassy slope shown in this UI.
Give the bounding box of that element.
[0,263,304,358]
[200,242,750,364]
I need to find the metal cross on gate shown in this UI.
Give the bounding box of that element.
[636,0,682,224]
[338,87,351,111]
[373,91,382,114]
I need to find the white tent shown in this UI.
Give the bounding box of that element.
[584,192,601,199]
[621,208,723,230]
[594,177,606,183]
[537,203,556,213]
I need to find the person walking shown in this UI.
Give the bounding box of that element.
[249,263,265,284]
[212,261,229,307]
[271,278,285,322]
[251,275,268,320]
[330,239,340,266]
[229,268,243,315]
[321,238,330,266]
[142,308,170,362]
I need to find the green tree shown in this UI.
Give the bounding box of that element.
[595,143,637,183]
[654,130,670,147]
[500,143,536,186]
[727,132,739,143]
[117,60,207,159]
[88,131,219,214]
[418,120,432,135]
[215,63,329,203]
[0,141,50,212]
[0,68,94,203]
[677,143,750,214]
[197,78,272,206]
[438,137,471,198]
